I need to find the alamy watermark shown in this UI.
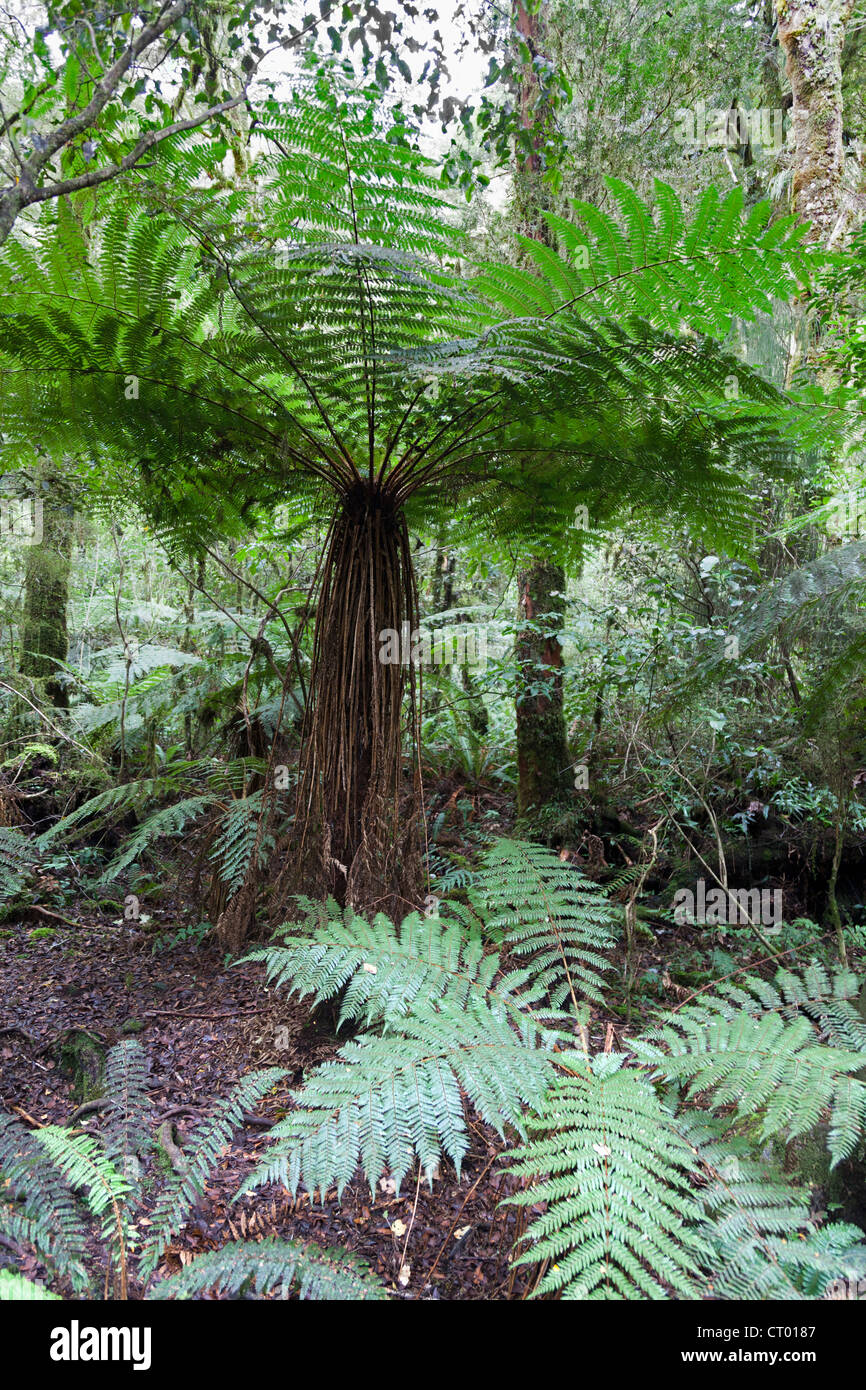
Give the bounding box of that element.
[50,1322,151,1371]
[674,101,785,151]
[0,497,43,545]
[378,621,488,670]
[673,877,782,928]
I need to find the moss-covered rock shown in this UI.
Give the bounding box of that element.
[779,1125,866,1230]
[55,1028,106,1103]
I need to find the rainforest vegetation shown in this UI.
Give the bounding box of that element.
[2,0,866,1323]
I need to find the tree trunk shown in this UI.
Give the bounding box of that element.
[516,559,570,815]
[19,468,73,708]
[776,0,856,244]
[296,482,423,916]
[512,1,571,820]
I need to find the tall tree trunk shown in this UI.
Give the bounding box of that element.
[775,0,866,1180]
[512,0,570,819]
[776,0,855,244]
[516,558,569,815]
[19,467,73,709]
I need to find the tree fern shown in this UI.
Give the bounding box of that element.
[0,81,826,908]
[667,539,866,731]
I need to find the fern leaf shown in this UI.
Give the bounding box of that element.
[505,1054,710,1299]
[138,1068,285,1280]
[151,1236,388,1300]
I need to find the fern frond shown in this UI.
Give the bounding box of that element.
[96,796,213,885]
[0,1113,91,1291]
[138,1068,285,1280]
[243,1014,554,1200]
[681,1116,866,1300]
[102,1041,153,1180]
[0,827,41,905]
[245,899,560,1042]
[209,791,272,895]
[151,1236,388,1300]
[0,1269,61,1300]
[473,838,618,1009]
[505,1053,710,1299]
[34,1128,130,1231]
[636,966,866,1164]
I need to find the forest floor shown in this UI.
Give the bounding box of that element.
[1,803,861,1300]
[0,908,550,1299]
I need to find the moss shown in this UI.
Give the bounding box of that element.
[55,1028,106,1104]
[28,927,56,941]
[778,1125,866,1228]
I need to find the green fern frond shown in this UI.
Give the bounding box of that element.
[681,1116,866,1300]
[473,838,618,1009]
[138,1068,286,1281]
[245,898,559,1042]
[151,1235,388,1301]
[0,827,41,905]
[477,178,814,340]
[0,1269,61,1300]
[209,792,272,895]
[636,966,866,1164]
[0,1113,91,1291]
[96,796,213,885]
[34,1128,130,1226]
[102,1040,153,1180]
[505,1053,711,1299]
[243,1013,554,1200]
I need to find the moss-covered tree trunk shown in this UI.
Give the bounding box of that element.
[775,0,866,1211]
[19,467,74,708]
[516,558,570,815]
[512,1,571,818]
[776,0,855,242]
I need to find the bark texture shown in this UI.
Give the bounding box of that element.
[516,559,570,815]
[776,0,856,242]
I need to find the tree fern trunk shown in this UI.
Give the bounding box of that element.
[296,482,423,915]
